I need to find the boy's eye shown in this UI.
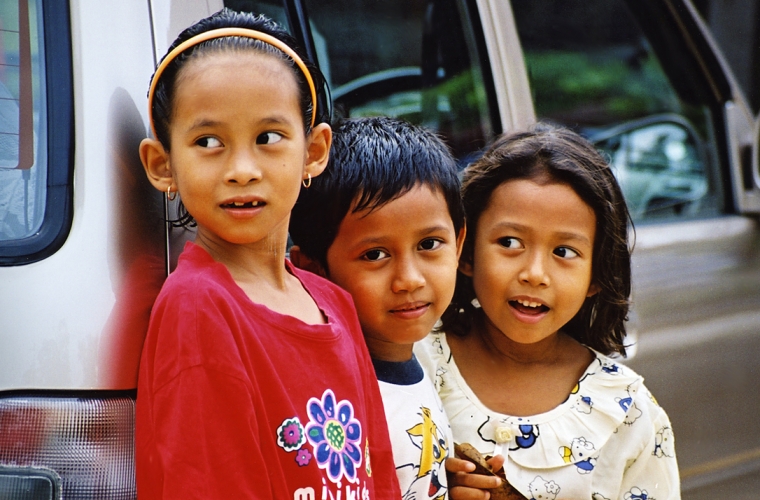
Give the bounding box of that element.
[196,136,222,148]
[497,236,523,249]
[256,132,283,145]
[418,238,442,251]
[362,249,389,262]
[554,246,580,259]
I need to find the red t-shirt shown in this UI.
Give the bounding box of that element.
[136,243,399,499]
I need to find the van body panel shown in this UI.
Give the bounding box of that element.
[0,0,163,391]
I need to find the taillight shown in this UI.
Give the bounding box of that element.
[0,394,135,499]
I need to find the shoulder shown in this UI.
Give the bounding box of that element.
[143,245,250,384]
[288,261,360,326]
[289,262,354,307]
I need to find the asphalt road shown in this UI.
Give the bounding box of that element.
[623,314,760,497]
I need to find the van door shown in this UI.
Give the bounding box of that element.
[504,0,760,494]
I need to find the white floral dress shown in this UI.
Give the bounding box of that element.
[414,332,680,500]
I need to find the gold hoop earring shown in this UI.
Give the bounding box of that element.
[302,173,312,189]
[167,185,177,201]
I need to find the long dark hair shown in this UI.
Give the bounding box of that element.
[440,123,633,356]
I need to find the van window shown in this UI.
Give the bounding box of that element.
[511,0,723,222]
[226,0,498,164]
[0,0,73,264]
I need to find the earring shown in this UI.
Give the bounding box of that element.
[167,185,177,201]
[302,173,312,188]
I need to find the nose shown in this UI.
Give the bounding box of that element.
[224,148,262,185]
[391,255,426,294]
[518,250,550,287]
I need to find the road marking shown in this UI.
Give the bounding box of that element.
[681,447,760,479]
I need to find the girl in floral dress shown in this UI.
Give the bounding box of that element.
[417,125,680,500]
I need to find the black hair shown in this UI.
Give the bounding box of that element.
[440,123,633,356]
[148,7,329,227]
[289,116,465,273]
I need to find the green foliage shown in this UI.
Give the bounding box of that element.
[525,50,680,126]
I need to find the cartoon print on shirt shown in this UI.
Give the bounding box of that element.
[434,366,447,392]
[569,377,594,415]
[528,476,560,500]
[558,437,597,474]
[616,384,642,426]
[592,493,611,500]
[304,389,363,484]
[365,438,372,477]
[624,486,653,500]
[398,406,448,500]
[653,426,675,458]
[600,360,621,375]
[511,424,540,451]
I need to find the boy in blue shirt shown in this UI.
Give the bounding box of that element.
[290,117,500,499]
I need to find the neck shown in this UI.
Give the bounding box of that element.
[475,311,566,365]
[195,228,291,289]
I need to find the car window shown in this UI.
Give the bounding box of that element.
[511,0,724,222]
[226,0,498,165]
[0,0,45,241]
[0,0,72,265]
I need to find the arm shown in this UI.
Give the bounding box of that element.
[617,405,681,500]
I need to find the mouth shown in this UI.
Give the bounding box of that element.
[220,200,265,209]
[390,301,430,313]
[509,298,550,316]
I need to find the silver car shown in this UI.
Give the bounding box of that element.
[0,0,757,498]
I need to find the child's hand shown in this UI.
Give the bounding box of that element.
[446,456,503,500]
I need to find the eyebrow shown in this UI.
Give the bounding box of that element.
[185,115,294,133]
[354,224,453,247]
[494,221,592,247]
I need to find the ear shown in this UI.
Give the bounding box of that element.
[455,223,467,261]
[289,245,328,278]
[139,138,174,193]
[586,283,601,297]
[458,255,473,277]
[304,123,332,180]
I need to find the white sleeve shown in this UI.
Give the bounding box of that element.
[617,397,681,500]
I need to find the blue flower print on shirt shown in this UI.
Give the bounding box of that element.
[624,487,652,500]
[305,389,363,484]
[601,363,620,375]
[511,424,539,450]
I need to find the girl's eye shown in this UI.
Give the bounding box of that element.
[362,249,389,262]
[256,132,283,145]
[554,247,580,259]
[196,137,222,148]
[418,238,442,251]
[497,236,523,249]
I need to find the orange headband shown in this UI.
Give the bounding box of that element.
[147,27,318,139]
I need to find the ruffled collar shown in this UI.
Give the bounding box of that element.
[430,332,643,470]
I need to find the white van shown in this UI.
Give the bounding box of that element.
[1,0,758,498]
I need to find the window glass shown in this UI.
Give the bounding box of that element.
[0,0,46,241]
[511,0,722,222]
[226,0,496,164]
